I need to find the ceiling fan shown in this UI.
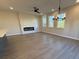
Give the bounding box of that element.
[33,7,40,13]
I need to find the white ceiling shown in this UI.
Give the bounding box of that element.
[0,0,78,15]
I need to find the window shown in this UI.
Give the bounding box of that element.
[57,13,66,28]
[48,16,54,27]
[42,15,46,27]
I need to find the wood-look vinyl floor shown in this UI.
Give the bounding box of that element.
[0,32,79,59]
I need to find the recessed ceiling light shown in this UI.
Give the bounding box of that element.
[76,0,79,3]
[9,7,14,10]
[52,9,54,12]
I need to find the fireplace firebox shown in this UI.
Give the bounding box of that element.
[23,27,34,31]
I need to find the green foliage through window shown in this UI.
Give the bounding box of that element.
[48,16,54,27]
[57,13,66,28]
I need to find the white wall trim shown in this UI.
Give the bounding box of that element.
[6,33,21,36]
[7,32,39,36]
[43,32,79,40]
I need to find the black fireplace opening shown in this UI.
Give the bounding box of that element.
[23,27,34,31]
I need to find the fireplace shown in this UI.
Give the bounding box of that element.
[23,27,34,31]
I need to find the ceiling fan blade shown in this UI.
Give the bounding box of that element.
[37,11,40,13]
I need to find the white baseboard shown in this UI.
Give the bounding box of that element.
[43,32,79,40]
[7,32,39,36]
[6,33,21,36]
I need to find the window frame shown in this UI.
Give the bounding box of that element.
[48,16,54,28]
[57,13,66,29]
